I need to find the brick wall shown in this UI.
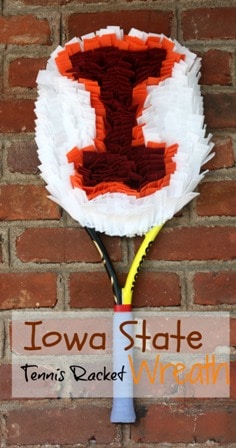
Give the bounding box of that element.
[0,0,236,446]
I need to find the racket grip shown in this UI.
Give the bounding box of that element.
[110,305,136,423]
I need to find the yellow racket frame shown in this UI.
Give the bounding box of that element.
[122,224,163,305]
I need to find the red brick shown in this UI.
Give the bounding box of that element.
[203,136,234,170]
[132,404,194,443]
[143,226,236,261]
[70,271,114,308]
[195,406,236,443]
[197,181,236,216]
[68,10,173,40]
[200,50,232,86]
[0,365,12,400]
[0,185,60,220]
[7,140,40,174]
[16,228,122,263]
[22,0,68,3]
[0,272,57,309]
[0,235,2,263]
[0,55,3,93]
[0,15,51,45]
[230,318,236,348]
[21,0,103,3]
[193,271,236,305]
[0,100,35,133]
[9,57,47,88]
[6,406,116,445]
[132,404,236,443]
[204,93,236,129]
[133,272,181,307]
[182,7,236,40]
[230,361,236,399]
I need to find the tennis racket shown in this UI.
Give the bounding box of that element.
[35,26,214,424]
[86,224,163,422]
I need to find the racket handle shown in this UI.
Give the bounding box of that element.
[110,305,136,423]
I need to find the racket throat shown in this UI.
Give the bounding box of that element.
[86,227,122,304]
[122,224,164,305]
[122,286,134,306]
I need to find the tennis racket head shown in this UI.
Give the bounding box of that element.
[35,26,214,238]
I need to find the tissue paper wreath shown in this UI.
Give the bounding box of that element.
[35,26,213,236]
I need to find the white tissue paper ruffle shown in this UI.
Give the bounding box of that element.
[35,26,214,237]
